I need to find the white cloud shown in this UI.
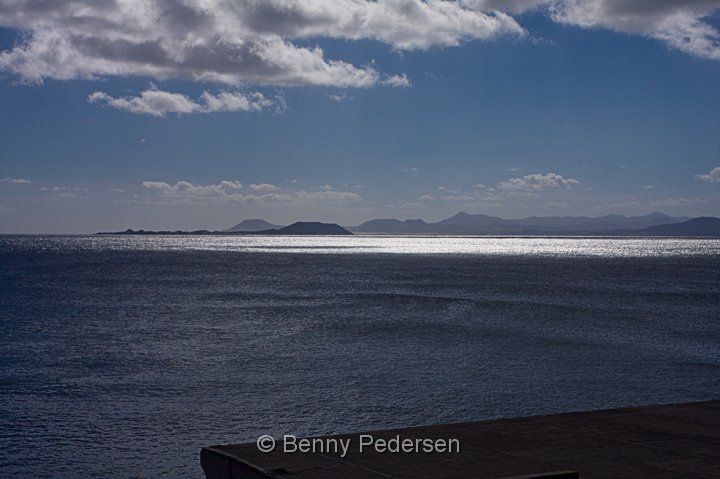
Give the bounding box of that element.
[547,0,720,60]
[249,183,280,192]
[88,88,279,116]
[142,180,244,199]
[697,166,720,183]
[0,0,716,120]
[142,179,361,203]
[416,172,581,204]
[297,190,362,201]
[470,1,720,59]
[0,0,524,88]
[0,0,716,102]
[328,93,352,102]
[381,74,412,88]
[497,172,580,192]
[0,177,31,184]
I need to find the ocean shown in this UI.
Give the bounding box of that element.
[1,235,719,478]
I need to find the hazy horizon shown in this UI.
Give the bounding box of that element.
[2,209,714,235]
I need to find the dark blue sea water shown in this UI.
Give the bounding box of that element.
[1,236,719,478]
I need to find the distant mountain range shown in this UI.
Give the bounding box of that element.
[98,212,720,237]
[347,211,717,235]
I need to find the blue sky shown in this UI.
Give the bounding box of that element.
[1,1,719,233]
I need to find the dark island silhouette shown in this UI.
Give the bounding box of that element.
[265,221,352,235]
[97,212,720,236]
[98,222,353,236]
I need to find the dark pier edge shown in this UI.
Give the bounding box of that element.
[201,447,287,479]
[201,400,720,478]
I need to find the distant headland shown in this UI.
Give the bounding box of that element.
[97,212,720,237]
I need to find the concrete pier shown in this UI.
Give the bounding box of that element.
[202,400,720,478]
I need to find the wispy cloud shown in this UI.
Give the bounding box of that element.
[328,93,353,102]
[142,180,244,198]
[141,180,361,204]
[297,190,362,201]
[0,177,31,184]
[415,171,583,206]
[88,88,280,116]
[497,172,580,192]
[249,183,280,192]
[651,196,710,207]
[697,166,720,183]
[381,74,412,88]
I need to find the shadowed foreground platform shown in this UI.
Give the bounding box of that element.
[201,400,720,478]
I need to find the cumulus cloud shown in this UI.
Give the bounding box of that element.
[0,0,523,87]
[0,177,31,184]
[468,1,720,59]
[142,179,361,203]
[88,88,279,116]
[0,1,717,113]
[0,0,716,99]
[497,172,580,192]
[547,0,720,60]
[697,166,720,183]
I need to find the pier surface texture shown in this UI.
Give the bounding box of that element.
[201,400,720,478]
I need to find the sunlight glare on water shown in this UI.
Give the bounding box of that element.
[13,235,720,257]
